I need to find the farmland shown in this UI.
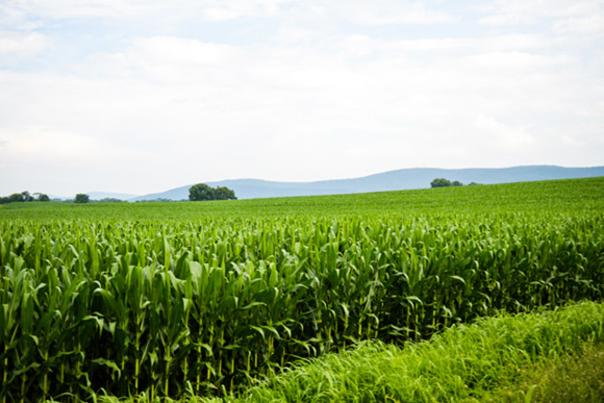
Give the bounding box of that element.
[0,177,603,401]
[227,301,604,402]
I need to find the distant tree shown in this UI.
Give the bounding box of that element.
[430,178,452,188]
[189,183,237,201]
[0,191,41,204]
[34,193,50,202]
[214,186,237,200]
[74,193,90,203]
[8,193,25,202]
[431,178,464,188]
[21,191,35,202]
[189,183,215,201]
[468,182,481,186]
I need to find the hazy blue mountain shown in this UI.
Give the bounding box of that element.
[88,192,139,200]
[48,192,139,201]
[131,165,604,201]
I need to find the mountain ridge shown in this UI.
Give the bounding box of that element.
[130,165,604,201]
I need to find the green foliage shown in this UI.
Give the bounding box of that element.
[189,184,237,201]
[431,178,463,187]
[20,191,34,202]
[0,193,21,204]
[535,344,604,402]
[35,193,50,202]
[0,191,37,204]
[430,177,452,187]
[75,193,90,203]
[189,183,214,200]
[0,177,602,400]
[86,304,604,403]
[233,301,604,402]
[486,342,604,402]
[214,186,237,201]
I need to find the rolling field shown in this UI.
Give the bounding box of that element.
[1,177,603,401]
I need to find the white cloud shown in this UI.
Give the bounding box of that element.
[320,1,456,25]
[553,14,604,35]
[2,0,456,26]
[3,28,601,192]
[0,31,48,56]
[1,127,99,160]
[474,116,535,149]
[468,51,571,72]
[1,0,291,22]
[480,0,604,30]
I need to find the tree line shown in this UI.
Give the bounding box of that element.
[0,191,50,204]
[0,191,94,204]
[430,178,481,188]
[2,185,239,204]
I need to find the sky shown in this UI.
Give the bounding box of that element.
[0,0,603,196]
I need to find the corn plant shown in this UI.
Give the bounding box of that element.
[0,178,603,401]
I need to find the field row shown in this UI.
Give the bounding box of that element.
[226,301,604,402]
[1,212,603,400]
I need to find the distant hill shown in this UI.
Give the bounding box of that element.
[49,191,138,201]
[131,165,604,201]
[88,192,138,200]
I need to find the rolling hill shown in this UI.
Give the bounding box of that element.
[131,165,604,201]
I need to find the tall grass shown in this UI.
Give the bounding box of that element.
[230,301,604,402]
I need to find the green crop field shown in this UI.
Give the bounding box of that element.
[1,177,603,402]
[226,301,604,402]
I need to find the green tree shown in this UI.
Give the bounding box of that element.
[430,178,452,188]
[35,193,50,202]
[189,184,237,201]
[21,191,35,202]
[8,193,25,202]
[214,186,237,200]
[189,183,215,201]
[74,193,90,203]
[0,191,51,203]
[431,178,464,188]
[0,193,23,204]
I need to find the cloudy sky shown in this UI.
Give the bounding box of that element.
[0,0,603,196]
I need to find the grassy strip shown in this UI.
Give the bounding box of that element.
[209,301,604,402]
[482,342,604,402]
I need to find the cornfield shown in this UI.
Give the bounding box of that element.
[0,178,603,401]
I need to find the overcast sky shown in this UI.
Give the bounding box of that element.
[0,0,603,195]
